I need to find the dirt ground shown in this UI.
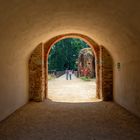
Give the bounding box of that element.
[48,74,97,102]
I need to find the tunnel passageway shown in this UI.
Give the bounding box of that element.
[48,74,97,102]
[0,1,140,139]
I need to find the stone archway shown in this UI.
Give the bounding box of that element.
[29,33,113,102]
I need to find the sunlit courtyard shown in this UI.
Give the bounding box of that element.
[48,74,100,103]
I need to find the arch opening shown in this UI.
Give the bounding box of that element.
[47,37,97,103]
[29,33,113,102]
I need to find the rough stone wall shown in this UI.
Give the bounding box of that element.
[78,48,95,78]
[100,46,113,101]
[29,43,45,101]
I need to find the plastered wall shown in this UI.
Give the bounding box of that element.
[0,0,140,121]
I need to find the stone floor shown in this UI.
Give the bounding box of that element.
[0,75,140,140]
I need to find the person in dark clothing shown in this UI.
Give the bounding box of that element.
[65,69,69,80]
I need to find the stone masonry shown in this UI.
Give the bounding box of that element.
[78,48,95,78]
[29,43,45,101]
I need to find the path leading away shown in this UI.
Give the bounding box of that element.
[0,75,140,140]
[48,74,97,102]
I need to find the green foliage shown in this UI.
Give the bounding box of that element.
[48,74,56,80]
[80,76,91,81]
[48,38,89,71]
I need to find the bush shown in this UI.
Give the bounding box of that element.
[48,74,56,80]
[80,76,91,81]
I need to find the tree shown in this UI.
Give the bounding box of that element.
[48,38,89,71]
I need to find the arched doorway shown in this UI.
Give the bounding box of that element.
[29,33,113,102]
[47,38,97,102]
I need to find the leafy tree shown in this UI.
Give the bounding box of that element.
[48,38,89,71]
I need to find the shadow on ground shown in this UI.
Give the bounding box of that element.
[0,99,140,140]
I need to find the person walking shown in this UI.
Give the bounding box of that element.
[65,69,69,80]
[69,70,72,80]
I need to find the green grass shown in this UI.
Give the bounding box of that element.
[80,76,91,81]
[48,74,56,80]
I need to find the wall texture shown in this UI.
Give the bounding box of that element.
[100,46,113,101]
[29,43,45,101]
[0,0,140,121]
